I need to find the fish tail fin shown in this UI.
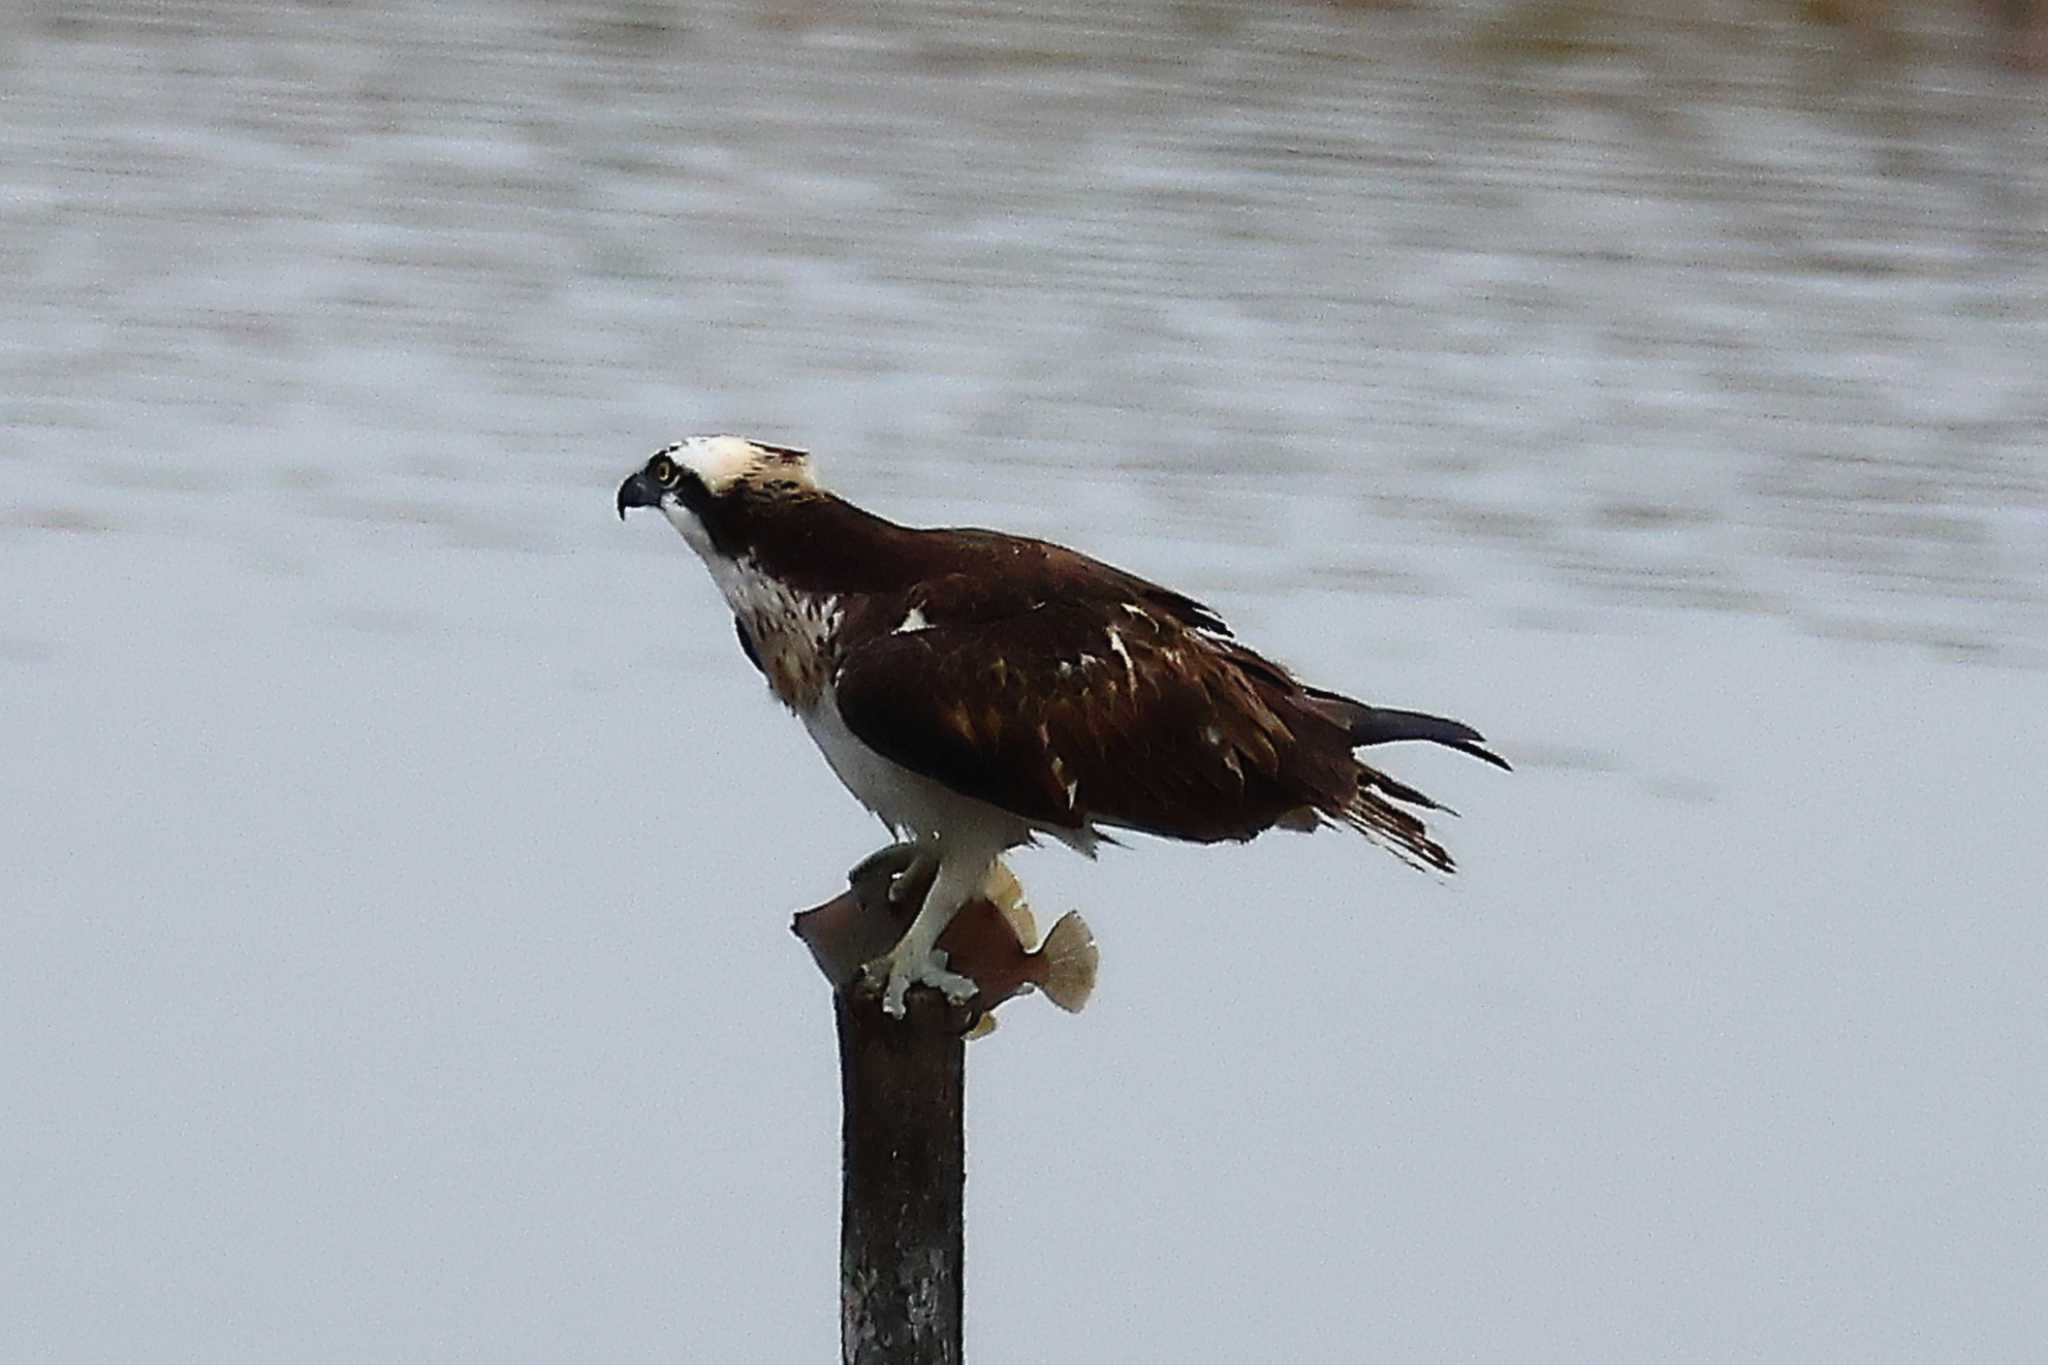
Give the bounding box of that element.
[1038,911,1099,1013]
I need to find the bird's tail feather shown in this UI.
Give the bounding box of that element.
[1337,776,1456,873]
[1306,692,1512,771]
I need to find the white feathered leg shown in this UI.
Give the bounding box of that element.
[865,842,1000,1017]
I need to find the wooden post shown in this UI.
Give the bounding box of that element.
[793,856,972,1365]
[794,853,1089,1363]
[834,988,966,1365]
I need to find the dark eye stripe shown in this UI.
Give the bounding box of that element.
[668,463,713,513]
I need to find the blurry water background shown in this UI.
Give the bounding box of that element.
[4,0,2045,1360]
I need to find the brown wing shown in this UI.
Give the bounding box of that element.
[832,596,1449,865]
[880,532,1235,637]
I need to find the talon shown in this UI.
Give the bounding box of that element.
[862,944,978,1018]
[847,841,918,890]
[888,863,933,907]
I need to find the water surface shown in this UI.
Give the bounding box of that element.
[4,2,2045,1361]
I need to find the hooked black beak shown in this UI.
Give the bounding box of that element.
[617,471,658,520]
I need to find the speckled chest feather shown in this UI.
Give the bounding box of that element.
[717,560,843,712]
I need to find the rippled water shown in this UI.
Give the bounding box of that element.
[5,3,2046,1362]
[6,0,2046,657]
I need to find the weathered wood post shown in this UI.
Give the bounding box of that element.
[794,854,1094,1364]
[834,989,965,1365]
[794,855,971,1365]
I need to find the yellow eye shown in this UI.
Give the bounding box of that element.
[649,455,678,487]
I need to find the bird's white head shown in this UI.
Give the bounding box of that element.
[616,434,818,561]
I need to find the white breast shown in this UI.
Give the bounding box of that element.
[801,685,1040,854]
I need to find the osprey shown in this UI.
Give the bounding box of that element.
[618,436,1508,1015]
